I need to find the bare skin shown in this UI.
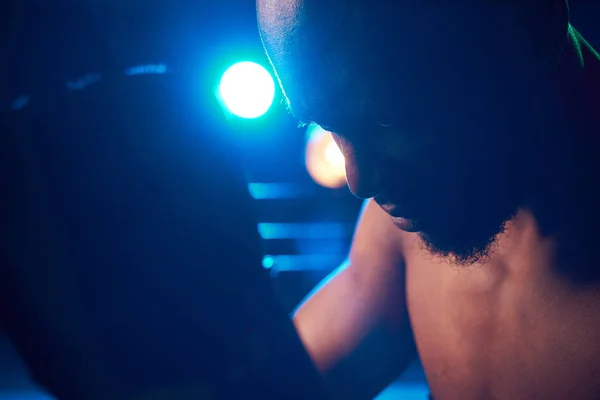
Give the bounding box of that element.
[294,200,414,400]
[296,200,600,400]
[273,4,600,400]
[404,208,600,400]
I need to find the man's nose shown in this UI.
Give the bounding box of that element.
[331,133,379,199]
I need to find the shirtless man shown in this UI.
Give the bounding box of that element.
[257,1,600,399]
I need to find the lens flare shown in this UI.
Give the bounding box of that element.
[305,125,346,189]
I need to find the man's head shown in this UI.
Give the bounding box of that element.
[257,0,570,265]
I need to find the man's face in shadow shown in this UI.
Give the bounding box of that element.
[258,0,568,265]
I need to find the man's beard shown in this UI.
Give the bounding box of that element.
[413,180,522,266]
[417,215,512,266]
[380,127,528,266]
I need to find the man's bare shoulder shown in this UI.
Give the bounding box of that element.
[292,199,417,399]
[403,211,600,399]
[347,199,406,268]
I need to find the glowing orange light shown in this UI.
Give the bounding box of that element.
[305,125,346,189]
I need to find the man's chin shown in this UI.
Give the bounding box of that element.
[390,216,420,232]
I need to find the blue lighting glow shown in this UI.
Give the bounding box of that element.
[257,223,353,240]
[218,62,275,119]
[262,256,275,269]
[124,64,168,76]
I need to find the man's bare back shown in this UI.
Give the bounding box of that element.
[296,200,600,399]
[405,207,600,399]
[258,0,600,398]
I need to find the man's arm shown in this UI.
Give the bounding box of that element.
[293,199,417,400]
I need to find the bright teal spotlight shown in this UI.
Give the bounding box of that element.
[218,61,275,119]
[262,255,275,269]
